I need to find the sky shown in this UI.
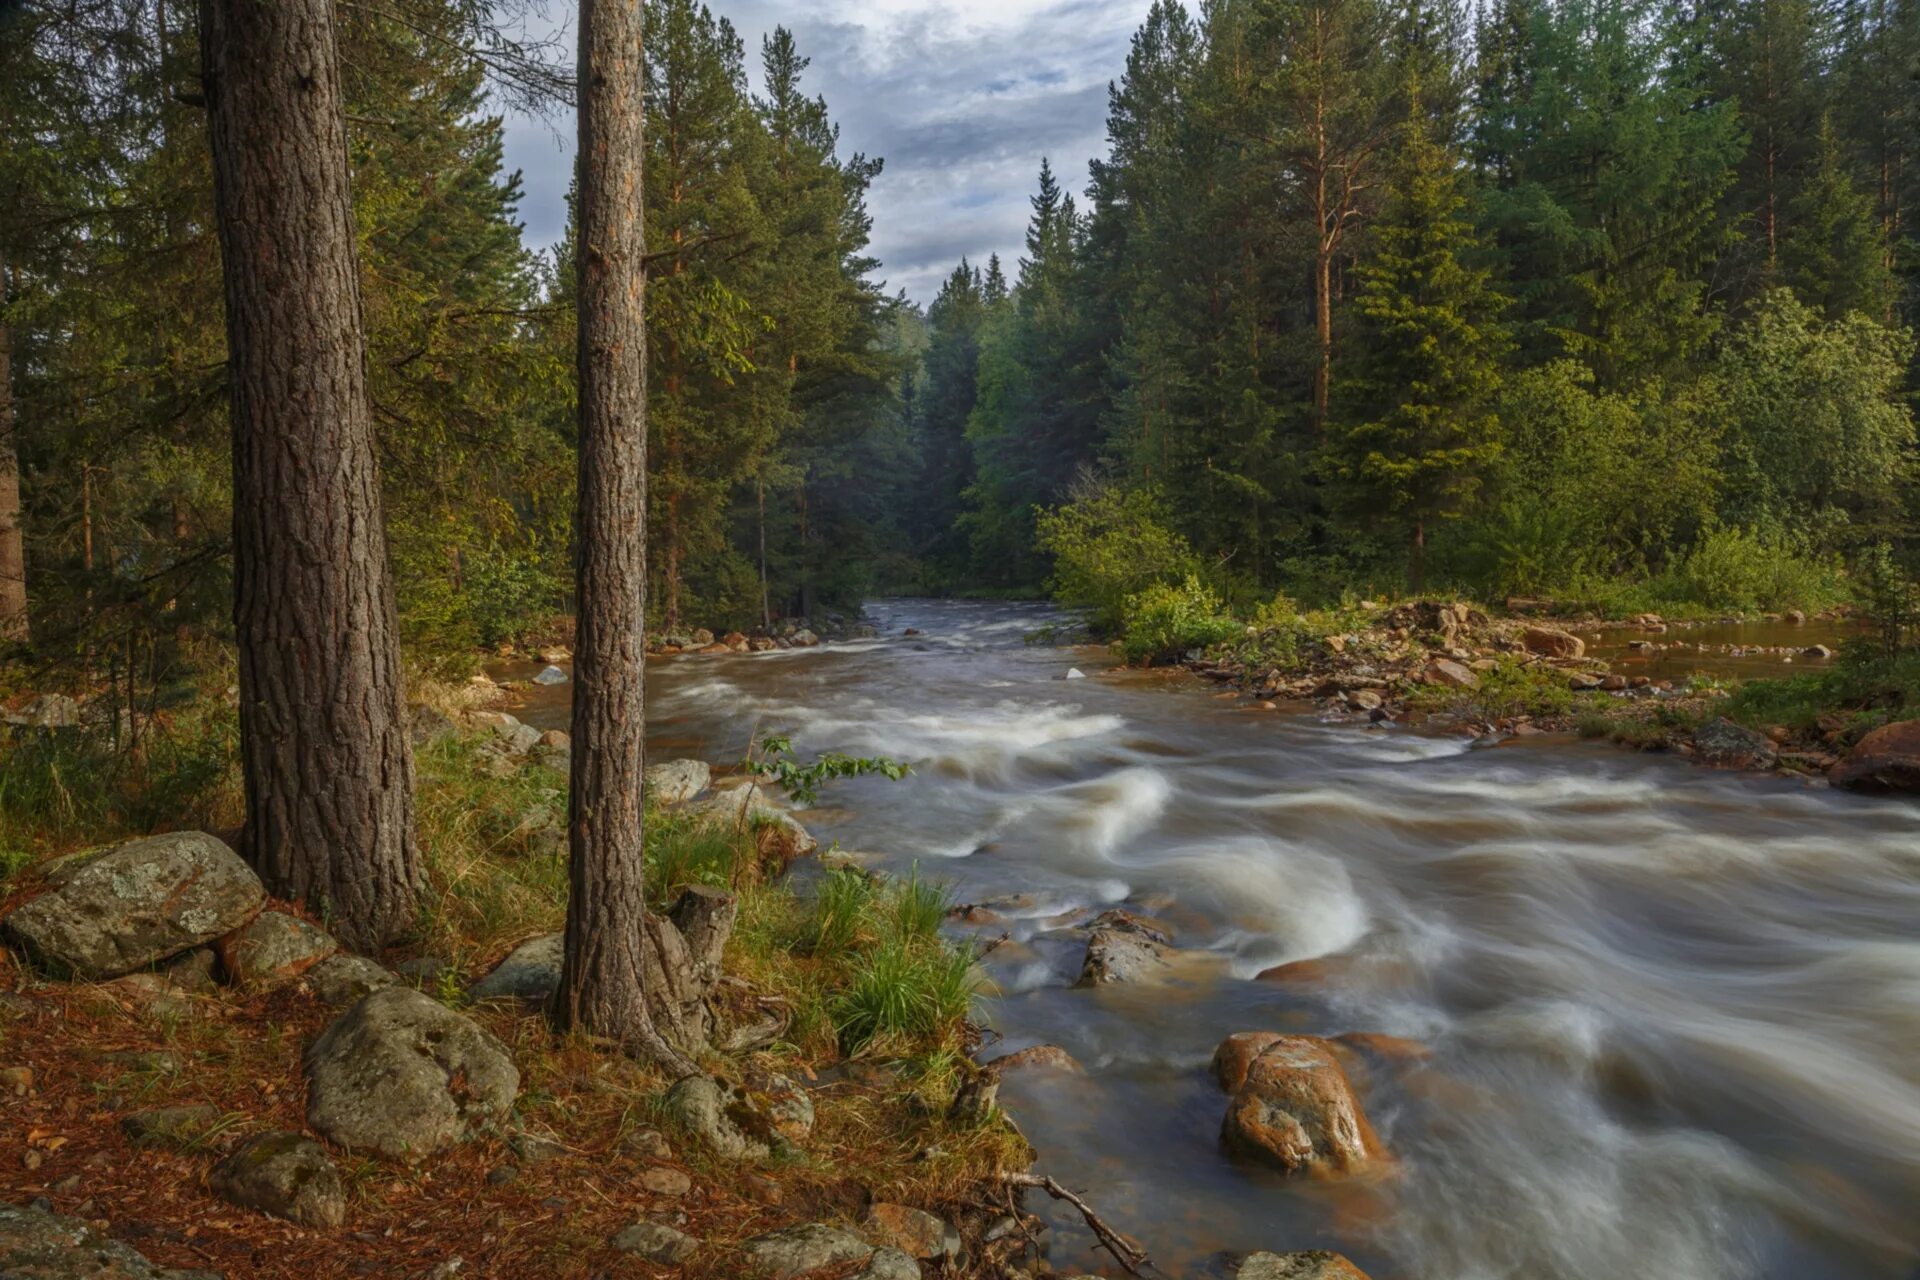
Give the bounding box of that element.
[499,0,1156,304]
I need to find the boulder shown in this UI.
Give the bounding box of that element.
[209,1131,347,1228]
[467,934,562,1002]
[691,628,716,647]
[613,1220,699,1265]
[749,636,778,652]
[863,1204,959,1261]
[662,1074,772,1161]
[1422,658,1480,691]
[305,953,396,1005]
[218,910,336,986]
[532,665,569,686]
[748,1072,815,1144]
[986,1044,1082,1074]
[2,832,265,979]
[1803,644,1833,660]
[0,1201,221,1279]
[1521,626,1585,659]
[305,988,518,1163]
[1218,1034,1385,1176]
[1212,1031,1286,1091]
[1568,672,1606,691]
[790,629,820,648]
[1345,689,1384,713]
[469,710,543,756]
[121,1104,224,1149]
[1691,717,1779,770]
[1076,910,1171,986]
[691,784,817,858]
[851,1248,921,1280]
[646,758,712,807]
[1831,719,1920,794]
[722,632,751,653]
[740,1224,873,1280]
[1240,1252,1372,1280]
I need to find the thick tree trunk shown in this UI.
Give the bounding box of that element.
[553,0,723,1072]
[201,0,421,951]
[0,257,27,645]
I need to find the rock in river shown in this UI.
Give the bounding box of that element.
[2,832,264,979]
[1521,626,1585,659]
[305,988,518,1162]
[1831,719,1920,794]
[1217,1034,1385,1176]
[210,1131,347,1228]
[1076,909,1172,986]
[1240,1251,1372,1279]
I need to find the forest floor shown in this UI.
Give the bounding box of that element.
[0,696,1040,1280]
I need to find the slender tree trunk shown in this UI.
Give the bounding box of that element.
[0,257,27,645]
[757,475,770,631]
[201,0,421,951]
[552,0,724,1072]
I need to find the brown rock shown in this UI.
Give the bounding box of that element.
[987,1044,1083,1074]
[1599,674,1629,692]
[1831,720,1920,794]
[1212,1032,1285,1092]
[864,1203,959,1260]
[0,1066,32,1097]
[1423,658,1480,691]
[640,1166,692,1197]
[1218,1035,1385,1176]
[1240,1251,1373,1279]
[1522,626,1585,659]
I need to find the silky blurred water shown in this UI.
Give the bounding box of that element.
[505,600,1920,1280]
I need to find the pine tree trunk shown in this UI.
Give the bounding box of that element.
[201,0,421,951]
[553,0,724,1072]
[0,256,28,645]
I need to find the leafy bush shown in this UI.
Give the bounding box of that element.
[1652,525,1845,613]
[1120,575,1239,664]
[746,733,911,806]
[1035,480,1200,629]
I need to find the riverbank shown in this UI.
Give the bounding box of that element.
[1179,599,1918,790]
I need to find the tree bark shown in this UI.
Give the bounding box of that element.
[552,0,719,1073]
[0,256,27,645]
[201,0,421,951]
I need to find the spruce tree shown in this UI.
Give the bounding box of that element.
[1782,112,1898,320]
[1331,84,1510,588]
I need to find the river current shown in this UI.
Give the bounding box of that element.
[505,599,1920,1280]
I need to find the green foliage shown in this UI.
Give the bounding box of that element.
[802,869,878,957]
[645,814,759,904]
[831,933,982,1054]
[1119,575,1239,665]
[1035,481,1201,630]
[1653,526,1846,613]
[746,733,910,806]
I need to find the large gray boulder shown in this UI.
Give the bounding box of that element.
[645,758,711,806]
[305,988,518,1163]
[0,1201,220,1279]
[209,1131,347,1228]
[739,1223,872,1279]
[467,934,562,1002]
[2,833,264,979]
[304,953,396,1006]
[1692,717,1778,770]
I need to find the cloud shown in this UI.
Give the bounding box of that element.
[499,0,1153,302]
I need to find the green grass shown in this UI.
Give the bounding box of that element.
[830,933,983,1054]
[886,865,951,943]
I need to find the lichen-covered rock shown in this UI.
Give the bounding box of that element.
[2,832,264,979]
[209,1131,346,1228]
[120,1104,224,1149]
[1218,1034,1385,1176]
[739,1223,873,1279]
[1076,910,1172,986]
[1692,717,1779,770]
[612,1220,699,1265]
[466,934,561,1002]
[304,954,396,1006]
[0,1201,221,1279]
[305,988,518,1163]
[1831,719,1920,794]
[986,1044,1082,1074]
[691,784,817,859]
[863,1204,958,1261]
[218,911,336,986]
[851,1247,921,1280]
[1240,1251,1372,1279]
[645,758,712,806]
[662,1074,771,1162]
[749,1072,815,1144]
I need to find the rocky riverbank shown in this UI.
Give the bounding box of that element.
[1181,600,1918,792]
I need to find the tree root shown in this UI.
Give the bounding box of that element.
[1001,1171,1150,1275]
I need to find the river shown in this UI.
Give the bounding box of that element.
[501,599,1920,1280]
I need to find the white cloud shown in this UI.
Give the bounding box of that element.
[498,0,1154,302]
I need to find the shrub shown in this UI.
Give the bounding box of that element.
[1035,479,1200,629]
[1119,575,1239,665]
[1653,525,1845,613]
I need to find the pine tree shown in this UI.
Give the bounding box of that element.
[1331,83,1510,588]
[1783,112,1898,319]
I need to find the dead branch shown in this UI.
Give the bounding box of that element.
[1001,1172,1149,1276]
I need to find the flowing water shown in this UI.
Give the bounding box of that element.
[503,600,1920,1280]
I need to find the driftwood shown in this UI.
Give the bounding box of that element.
[1001,1171,1149,1276]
